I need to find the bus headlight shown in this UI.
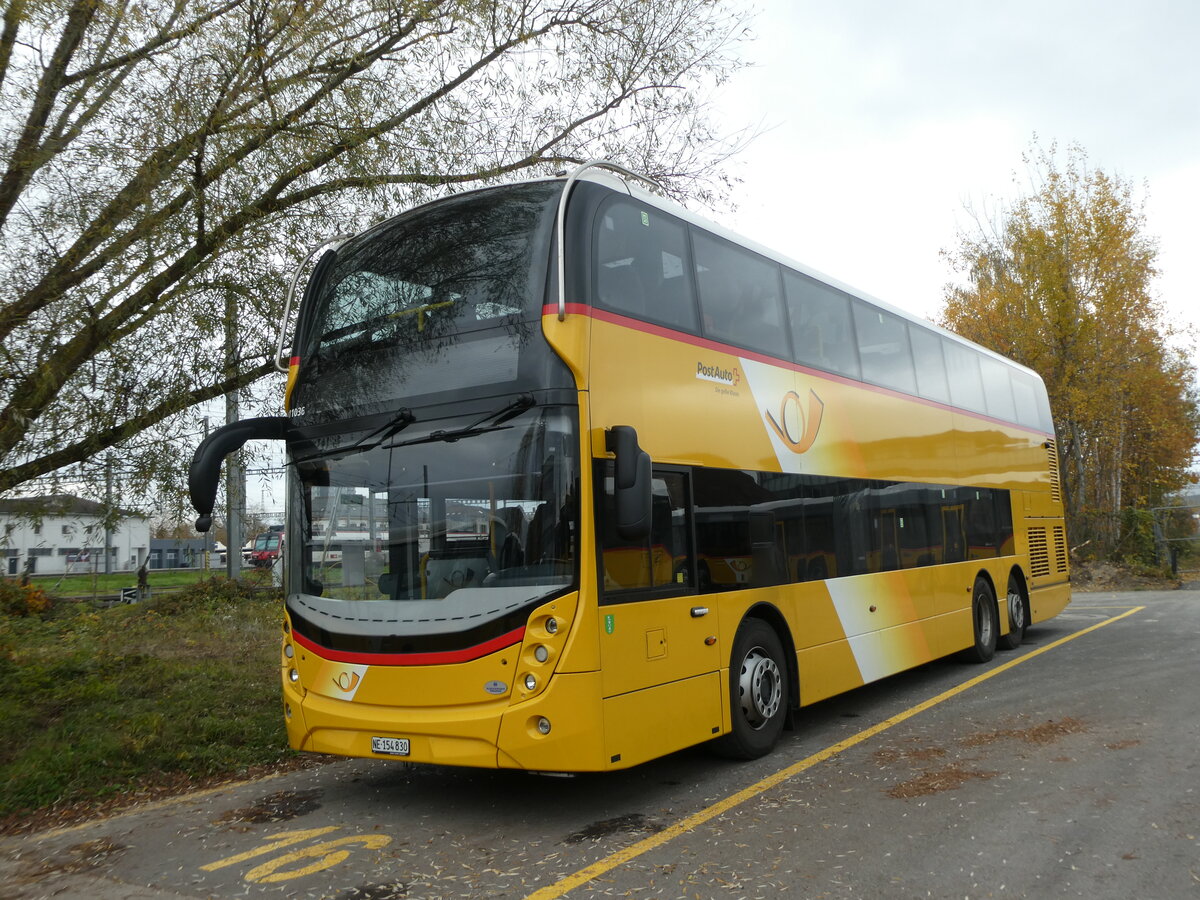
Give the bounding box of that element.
[289,668,300,683]
[545,617,559,634]
[534,645,549,663]
[537,717,551,735]
[524,673,537,691]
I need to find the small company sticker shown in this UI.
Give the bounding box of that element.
[604,614,615,635]
[484,680,508,695]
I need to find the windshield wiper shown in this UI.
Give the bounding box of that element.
[384,393,535,449]
[291,407,415,466]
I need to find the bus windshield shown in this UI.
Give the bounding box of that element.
[288,405,578,648]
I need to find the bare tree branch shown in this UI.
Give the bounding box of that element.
[0,0,750,507]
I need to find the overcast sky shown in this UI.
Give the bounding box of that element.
[708,0,1199,346]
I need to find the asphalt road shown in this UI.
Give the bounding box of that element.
[2,589,1197,900]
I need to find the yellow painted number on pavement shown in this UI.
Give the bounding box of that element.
[201,826,392,884]
[245,834,393,883]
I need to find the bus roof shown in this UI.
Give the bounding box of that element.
[322,164,1044,385]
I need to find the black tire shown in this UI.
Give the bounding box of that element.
[712,618,788,759]
[961,576,998,663]
[996,574,1028,651]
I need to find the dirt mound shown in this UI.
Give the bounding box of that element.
[1070,560,1179,591]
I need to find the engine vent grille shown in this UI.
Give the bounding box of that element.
[1046,440,1062,503]
[1028,527,1051,577]
[1053,525,1068,574]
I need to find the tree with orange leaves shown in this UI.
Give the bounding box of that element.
[940,142,1198,558]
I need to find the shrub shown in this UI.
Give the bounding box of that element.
[1116,507,1159,568]
[0,579,53,618]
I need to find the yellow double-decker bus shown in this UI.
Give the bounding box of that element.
[190,162,1070,770]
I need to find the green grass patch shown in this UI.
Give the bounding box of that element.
[28,566,272,598]
[0,577,293,820]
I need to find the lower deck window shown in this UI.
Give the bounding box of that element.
[599,465,1014,597]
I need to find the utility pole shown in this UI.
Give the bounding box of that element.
[103,453,113,575]
[225,294,244,579]
[225,395,244,578]
[201,416,211,571]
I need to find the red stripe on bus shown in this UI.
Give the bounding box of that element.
[543,303,1052,437]
[291,626,526,666]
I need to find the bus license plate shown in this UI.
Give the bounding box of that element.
[371,736,410,756]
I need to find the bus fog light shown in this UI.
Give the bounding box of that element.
[289,668,300,683]
[545,617,558,634]
[285,703,293,719]
[524,673,537,691]
[534,645,549,663]
[537,717,551,735]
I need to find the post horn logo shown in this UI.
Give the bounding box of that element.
[333,671,361,693]
[765,389,824,454]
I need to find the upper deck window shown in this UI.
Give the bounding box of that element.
[943,339,986,414]
[1011,369,1053,432]
[784,271,861,379]
[693,231,789,359]
[908,323,951,404]
[852,301,917,395]
[980,355,1018,423]
[593,199,698,333]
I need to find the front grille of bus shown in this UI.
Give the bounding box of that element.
[1046,440,1062,503]
[1028,527,1051,577]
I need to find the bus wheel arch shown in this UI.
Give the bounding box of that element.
[713,606,795,760]
[961,572,999,663]
[997,566,1030,650]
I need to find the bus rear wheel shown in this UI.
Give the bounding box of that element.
[961,576,998,663]
[713,618,788,759]
[996,574,1028,651]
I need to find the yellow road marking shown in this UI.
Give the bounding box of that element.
[200,827,339,872]
[523,606,1145,900]
[244,834,392,884]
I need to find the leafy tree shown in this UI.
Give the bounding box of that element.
[940,142,1199,555]
[0,0,746,503]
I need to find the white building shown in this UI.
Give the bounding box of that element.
[0,494,150,577]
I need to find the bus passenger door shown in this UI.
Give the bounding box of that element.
[596,466,724,765]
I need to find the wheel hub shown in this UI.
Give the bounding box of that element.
[1009,591,1026,630]
[738,648,782,729]
[976,590,994,645]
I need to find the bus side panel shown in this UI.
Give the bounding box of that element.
[951,412,1053,493]
[1030,582,1072,624]
[586,318,784,471]
[796,640,866,706]
[794,608,970,706]
[496,671,609,771]
[598,594,724,699]
[1015,487,1071,617]
[792,582,855,649]
[601,672,724,769]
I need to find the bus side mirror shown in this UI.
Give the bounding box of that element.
[606,425,652,541]
[189,417,291,532]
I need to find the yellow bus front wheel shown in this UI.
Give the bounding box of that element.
[713,618,788,759]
